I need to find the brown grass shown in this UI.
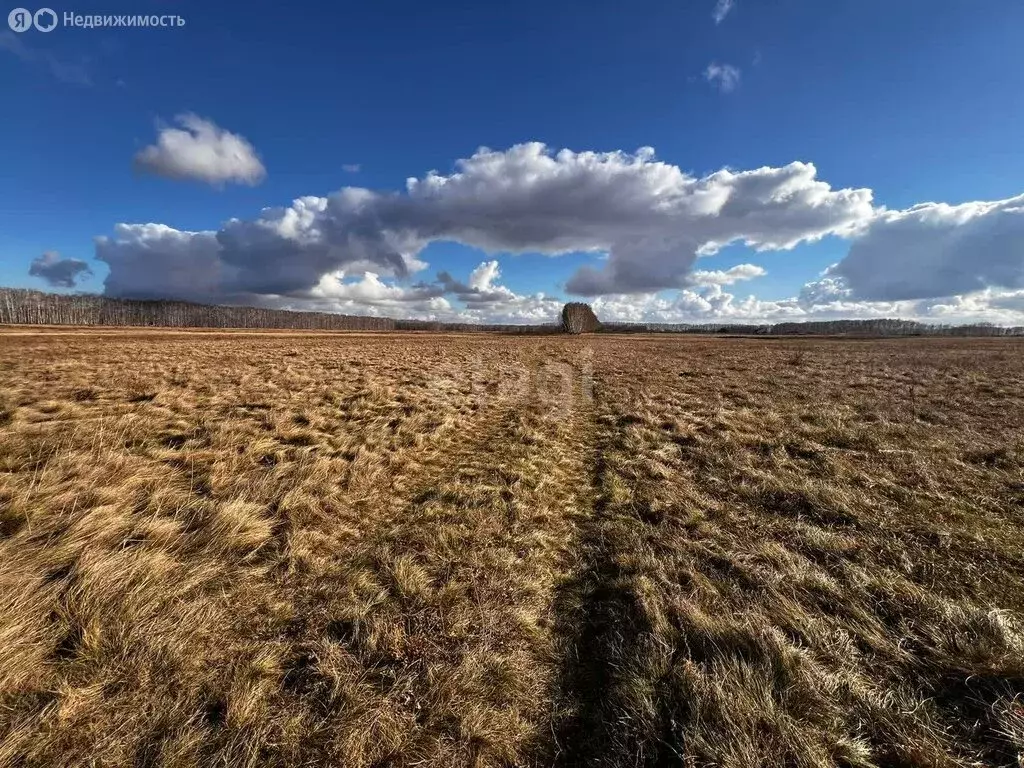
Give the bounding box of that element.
[1,331,1023,767]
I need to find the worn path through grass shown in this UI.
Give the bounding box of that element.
[2,333,1024,767]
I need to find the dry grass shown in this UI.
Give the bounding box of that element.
[0,331,1022,767]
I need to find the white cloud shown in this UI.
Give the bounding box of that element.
[95,192,426,303]
[101,144,876,302]
[215,190,429,293]
[563,157,873,295]
[281,260,559,324]
[798,275,851,306]
[712,0,735,24]
[437,261,529,306]
[342,164,361,173]
[92,213,1024,326]
[467,260,501,292]
[92,142,1024,324]
[28,251,92,288]
[435,260,562,320]
[690,263,766,286]
[914,290,1024,324]
[93,223,559,323]
[309,271,437,305]
[592,286,794,324]
[988,290,1024,312]
[134,114,266,187]
[269,293,456,322]
[704,62,741,92]
[303,272,452,318]
[830,194,1024,300]
[96,224,223,300]
[590,284,1024,327]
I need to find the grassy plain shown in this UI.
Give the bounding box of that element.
[1,330,1023,767]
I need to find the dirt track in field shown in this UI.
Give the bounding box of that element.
[2,332,1024,767]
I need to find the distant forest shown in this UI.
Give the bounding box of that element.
[0,289,394,331]
[2,288,1023,337]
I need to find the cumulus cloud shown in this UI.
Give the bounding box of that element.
[712,0,735,24]
[96,191,425,302]
[96,224,223,300]
[276,260,559,324]
[28,251,92,288]
[830,194,1024,300]
[798,275,851,306]
[94,141,1024,324]
[704,62,741,92]
[439,261,516,303]
[988,290,1024,312]
[913,290,1024,323]
[431,260,561,321]
[97,232,558,323]
[303,272,450,318]
[101,144,876,303]
[591,284,818,325]
[134,114,266,186]
[690,263,766,286]
[563,158,873,295]
[588,283,1024,328]
[293,264,1024,328]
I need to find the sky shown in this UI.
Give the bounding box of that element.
[2,0,1023,325]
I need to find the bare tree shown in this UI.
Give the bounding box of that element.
[561,302,600,334]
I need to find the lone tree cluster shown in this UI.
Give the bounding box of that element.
[561,302,600,334]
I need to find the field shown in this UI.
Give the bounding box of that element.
[1,330,1024,768]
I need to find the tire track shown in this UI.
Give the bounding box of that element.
[544,383,686,767]
[266,343,601,767]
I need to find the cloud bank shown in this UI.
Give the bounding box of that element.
[100,143,874,300]
[587,283,1024,328]
[134,114,266,186]
[830,195,1024,300]
[302,260,559,324]
[86,141,1023,325]
[29,251,92,288]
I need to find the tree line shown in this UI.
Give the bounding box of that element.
[0,289,394,331]
[394,319,560,334]
[1,289,1021,336]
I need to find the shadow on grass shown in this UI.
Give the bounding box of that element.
[544,409,1024,768]
[546,414,684,767]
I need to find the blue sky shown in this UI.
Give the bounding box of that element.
[2,0,1023,324]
